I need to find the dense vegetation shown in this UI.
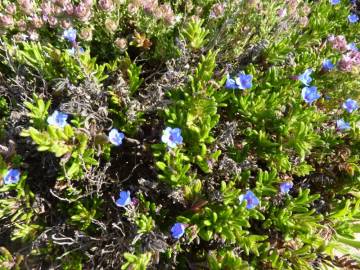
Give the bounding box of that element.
[1,0,360,269]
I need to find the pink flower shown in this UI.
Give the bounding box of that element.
[19,0,33,15]
[64,3,74,15]
[17,20,27,31]
[277,8,287,18]
[99,0,114,11]
[28,30,39,41]
[61,19,71,29]
[0,14,14,28]
[141,0,158,14]
[299,16,309,27]
[338,55,353,72]
[127,3,139,14]
[74,2,91,21]
[41,1,53,16]
[328,35,348,52]
[5,3,17,15]
[348,51,360,65]
[31,16,44,29]
[53,5,63,15]
[210,3,225,18]
[55,0,70,6]
[83,0,93,6]
[159,4,175,25]
[47,16,58,27]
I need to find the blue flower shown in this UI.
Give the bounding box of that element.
[108,128,125,146]
[47,110,68,128]
[170,223,186,239]
[347,42,358,51]
[225,74,237,89]
[161,127,183,148]
[342,98,359,113]
[63,27,77,43]
[322,59,334,71]
[67,46,85,55]
[298,68,313,86]
[301,86,321,104]
[234,73,253,90]
[238,190,259,209]
[3,169,20,185]
[225,73,253,90]
[336,119,351,131]
[348,13,359,23]
[115,190,131,207]
[330,0,340,4]
[280,182,293,194]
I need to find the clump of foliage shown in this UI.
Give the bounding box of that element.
[0,0,360,269]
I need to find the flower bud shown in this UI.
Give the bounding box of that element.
[299,16,309,27]
[277,8,287,18]
[53,5,63,15]
[99,0,114,11]
[105,18,118,32]
[127,3,139,14]
[83,0,93,6]
[19,0,33,15]
[74,3,91,21]
[338,55,353,72]
[48,16,58,27]
[159,4,175,25]
[80,27,93,41]
[31,16,44,29]
[0,14,14,28]
[302,4,311,16]
[114,37,127,51]
[28,30,39,41]
[41,1,53,16]
[142,0,158,14]
[17,19,27,31]
[55,0,70,6]
[61,19,71,29]
[64,3,74,15]
[328,35,347,52]
[5,3,17,15]
[210,3,224,18]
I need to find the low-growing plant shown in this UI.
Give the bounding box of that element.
[0,0,360,269]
